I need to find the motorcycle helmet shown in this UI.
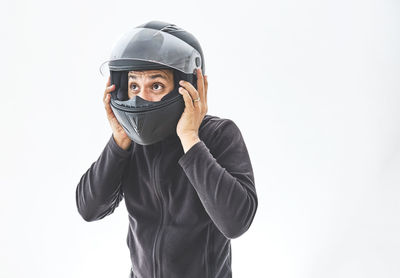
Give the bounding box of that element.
[100,21,205,145]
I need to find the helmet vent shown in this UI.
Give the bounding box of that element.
[160,24,182,33]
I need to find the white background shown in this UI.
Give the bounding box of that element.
[0,0,399,277]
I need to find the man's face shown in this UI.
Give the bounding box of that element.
[128,69,174,102]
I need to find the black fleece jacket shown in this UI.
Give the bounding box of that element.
[75,114,258,278]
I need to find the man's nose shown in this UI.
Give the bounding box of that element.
[137,88,157,102]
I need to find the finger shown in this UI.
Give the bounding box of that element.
[106,75,111,87]
[104,94,123,129]
[103,84,115,102]
[204,75,208,104]
[104,94,115,118]
[196,68,205,102]
[102,85,124,133]
[178,87,194,110]
[179,80,199,102]
[103,91,116,118]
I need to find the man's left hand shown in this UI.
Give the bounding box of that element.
[176,68,208,153]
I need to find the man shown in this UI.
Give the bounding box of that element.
[76,21,258,278]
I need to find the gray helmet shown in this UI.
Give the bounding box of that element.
[100,21,205,145]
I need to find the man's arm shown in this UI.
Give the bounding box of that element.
[75,134,132,222]
[178,119,258,239]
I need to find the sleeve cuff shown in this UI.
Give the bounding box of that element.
[178,140,209,168]
[108,134,132,158]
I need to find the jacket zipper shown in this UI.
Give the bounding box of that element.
[205,223,210,278]
[152,143,164,278]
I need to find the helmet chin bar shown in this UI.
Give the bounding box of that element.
[110,91,185,145]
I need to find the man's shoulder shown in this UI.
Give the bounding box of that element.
[199,114,240,143]
[200,114,233,132]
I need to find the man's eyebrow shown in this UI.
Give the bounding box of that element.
[128,74,168,80]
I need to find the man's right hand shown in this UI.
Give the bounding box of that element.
[103,76,132,151]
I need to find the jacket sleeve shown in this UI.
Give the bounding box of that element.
[178,119,258,239]
[75,134,132,222]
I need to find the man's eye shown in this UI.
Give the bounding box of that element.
[152,83,164,91]
[130,84,138,90]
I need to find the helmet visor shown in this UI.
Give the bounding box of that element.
[100,27,202,76]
